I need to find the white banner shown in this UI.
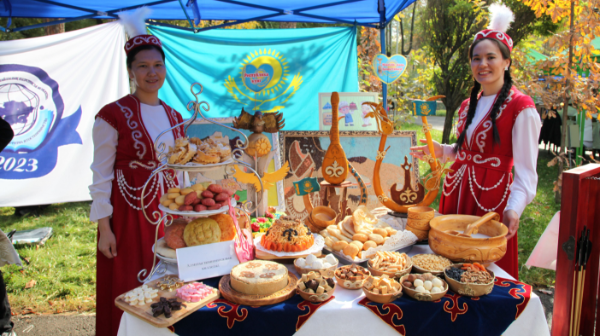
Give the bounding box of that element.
[0,22,129,206]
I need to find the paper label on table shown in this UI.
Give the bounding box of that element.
[176,241,239,282]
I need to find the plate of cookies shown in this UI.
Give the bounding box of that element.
[159,183,236,216]
[166,136,233,168]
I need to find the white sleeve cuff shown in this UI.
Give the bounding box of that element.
[440,144,457,164]
[505,191,527,217]
[90,199,113,223]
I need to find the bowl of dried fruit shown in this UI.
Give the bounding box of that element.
[296,271,336,302]
[400,273,448,301]
[334,265,371,290]
[362,274,403,304]
[444,263,495,297]
[411,254,453,276]
[367,251,412,279]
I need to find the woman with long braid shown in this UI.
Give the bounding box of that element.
[410,4,541,279]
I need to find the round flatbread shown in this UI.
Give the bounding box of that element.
[184,218,221,246]
[210,213,236,241]
[156,238,177,259]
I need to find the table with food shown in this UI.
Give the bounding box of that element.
[110,45,547,336]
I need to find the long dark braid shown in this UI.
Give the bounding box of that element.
[454,80,481,152]
[489,69,513,144]
[454,38,512,152]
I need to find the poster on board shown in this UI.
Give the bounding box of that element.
[318,92,379,131]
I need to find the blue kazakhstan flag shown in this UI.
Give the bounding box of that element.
[149,26,358,130]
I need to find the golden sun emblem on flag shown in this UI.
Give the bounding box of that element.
[225,49,303,112]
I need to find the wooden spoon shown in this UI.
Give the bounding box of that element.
[463,212,500,237]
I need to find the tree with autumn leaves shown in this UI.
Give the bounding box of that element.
[512,0,600,195]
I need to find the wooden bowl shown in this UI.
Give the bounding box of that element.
[304,217,322,234]
[296,278,335,302]
[399,274,448,301]
[444,264,495,297]
[310,206,337,230]
[411,254,453,276]
[367,254,413,279]
[407,218,431,231]
[362,286,403,304]
[406,225,429,241]
[334,265,371,290]
[407,206,435,220]
[429,214,508,265]
[294,256,339,278]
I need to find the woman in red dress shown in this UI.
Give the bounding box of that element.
[89,10,184,336]
[411,4,541,280]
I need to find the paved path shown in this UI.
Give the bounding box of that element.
[13,314,95,335]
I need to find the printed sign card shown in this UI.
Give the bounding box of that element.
[176,241,240,282]
[372,54,407,84]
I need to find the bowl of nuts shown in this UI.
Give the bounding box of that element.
[411,254,453,276]
[444,263,495,297]
[334,265,371,290]
[297,271,336,302]
[362,274,403,304]
[400,273,448,301]
[367,251,412,279]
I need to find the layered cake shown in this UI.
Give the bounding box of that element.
[260,216,314,252]
[230,260,288,295]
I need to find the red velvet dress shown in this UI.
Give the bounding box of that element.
[95,95,184,336]
[439,87,535,280]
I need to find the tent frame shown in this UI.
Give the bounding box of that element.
[1,0,396,110]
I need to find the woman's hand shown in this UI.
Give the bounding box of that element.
[410,139,443,160]
[98,217,117,259]
[503,210,519,240]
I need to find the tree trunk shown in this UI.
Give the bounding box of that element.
[557,0,575,202]
[45,19,65,35]
[279,22,296,29]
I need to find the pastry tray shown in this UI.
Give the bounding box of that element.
[158,200,236,217]
[115,276,220,328]
[218,273,298,306]
[164,158,235,171]
[323,243,414,266]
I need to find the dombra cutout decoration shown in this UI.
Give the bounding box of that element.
[372,54,408,84]
[363,99,446,213]
[321,92,349,185]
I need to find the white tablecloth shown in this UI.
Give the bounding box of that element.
[118,245,549,336]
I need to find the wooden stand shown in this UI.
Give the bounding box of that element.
[219,273,298,306]
[552,164,600,336]
[320,180,356,223]
[115,276,220,328]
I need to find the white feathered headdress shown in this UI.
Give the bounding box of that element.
[473,3,515,51]
[119,7,162,55]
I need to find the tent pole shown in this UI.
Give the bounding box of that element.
[380,27,387,113]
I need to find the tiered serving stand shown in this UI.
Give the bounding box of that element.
[137,82,264,283]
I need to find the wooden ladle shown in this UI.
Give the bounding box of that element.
[463,212,500,237]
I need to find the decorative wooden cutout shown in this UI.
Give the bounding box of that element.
[390,156,425,205]
[363,101,438,213]
[321,92,349,185]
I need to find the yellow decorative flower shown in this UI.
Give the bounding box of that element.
[255,137,272,156]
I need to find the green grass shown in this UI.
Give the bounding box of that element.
[0,202,96,313]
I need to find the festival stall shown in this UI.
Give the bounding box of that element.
[3,2,550,336]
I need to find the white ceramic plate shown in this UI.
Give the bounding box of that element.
[158,199,236,217]
[165,157,234,171]
[152,238,178,264]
